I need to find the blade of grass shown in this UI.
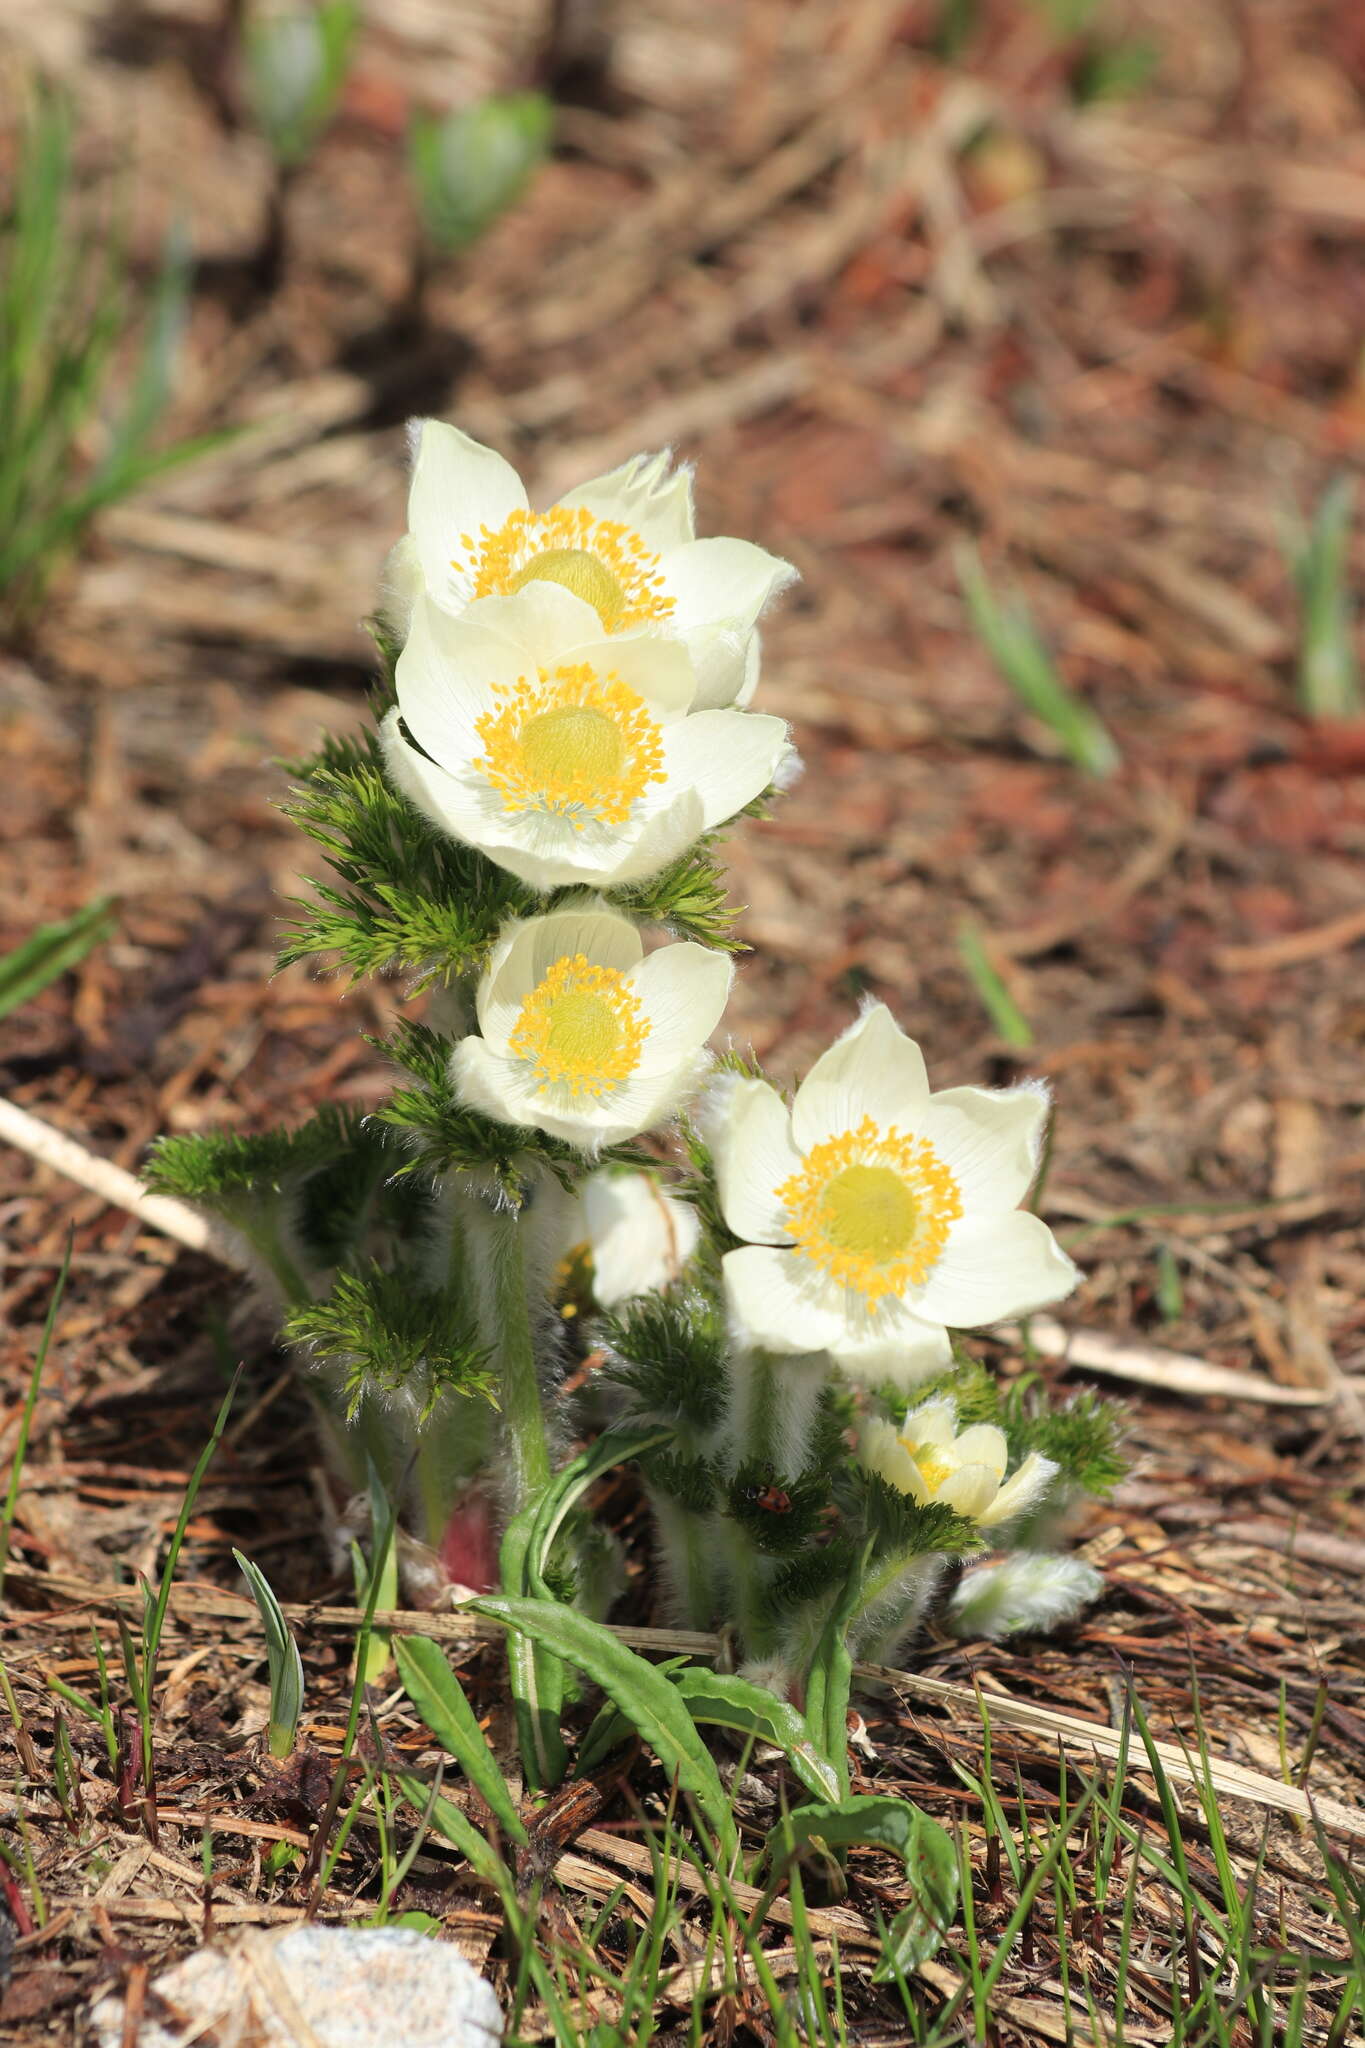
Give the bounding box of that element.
[956,543,1120,776]
[956,918,1033,1049]
[0,897,115,1020]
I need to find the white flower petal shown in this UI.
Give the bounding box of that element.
[662,536,796,634]
[678,622,754,712]
[451,1036,540,1130]
[937,1464,1002,1521]
[453,1038,705,1150]
[394,597,521,765]
[902,1399,958,1448]
[555,450,696,555]
[736,627,762,709]
[583,1170,701,1306]
[378,533,423,642]
[829,1312,952,1389]
[722,1245,851,1357]
[577,1053,714,1142]
[948,1423,1009,1478]
[591,631,696,720]
[978,1451,1059,1530]
[409,421,527,613]
[709,1078,802,1246]
[381,707,485,840]
[791,1005,930,1153]
[659,710,789,830]
[628,943,733,1076]
[916,1210,1079,1329]
[918,1082,1051,1216]
[857,1419,927,1500]
[458,582,611,664]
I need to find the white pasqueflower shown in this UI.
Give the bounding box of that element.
[452,902,732,1147]
[705,1004,1078,1382]
[389,419,797,711]
[858,1402,1057,1528]
[381,583,791,891]
[579,1168,701,1307]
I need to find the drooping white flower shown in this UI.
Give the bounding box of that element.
[858,1402,1057,1528]
[391,420,797,711]
[704,1004,1078,1382]
[579,1168,701,1307]
[452,902,732,1147]
[381,583,791,891]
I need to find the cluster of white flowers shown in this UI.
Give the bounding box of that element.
[382,422,1081,1532]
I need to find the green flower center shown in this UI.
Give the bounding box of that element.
[507,547,626,627]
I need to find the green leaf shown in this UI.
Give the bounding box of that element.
[408,94,552,253]
[143,1104,369,1212]
[760,1796,959,1971]
[604,838,743,952]
[523,1427,674,1603]
[575,1656,692,1775]
[999,1384,1126,1496]
[667,1668,839,1805]
[1282,475,1362,720]
[283,1262,497,1423]
[393,1635,528,1846]
[956,543,1119,777]
[803,1542,871,1797]
[875,1818,964,1976]
[244,0,360,166]
[349,1463,398,1687]
[0,89,215,631]
[497,1510,569,1794]
[469,1595,738,1860]
[955,918,1032,1050]
[279,758,533,986]
[233,1551,304,1761]
[396,1775,522,1923]
[600,1293,730,1433]
[0,896,115,1020]
[495,1427,673,1795]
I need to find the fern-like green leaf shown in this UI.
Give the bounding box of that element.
[283,1262,496,1421]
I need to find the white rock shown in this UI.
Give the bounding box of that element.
[89,1925,502,2048]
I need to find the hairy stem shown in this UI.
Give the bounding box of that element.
[490,1203,552,1511]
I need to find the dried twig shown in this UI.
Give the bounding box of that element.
[0,1096,253,1272]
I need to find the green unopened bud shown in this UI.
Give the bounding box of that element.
[244,0,359,168]
[408,93,553,253]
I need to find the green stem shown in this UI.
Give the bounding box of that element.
[651,1493,716,1632]
[239,1207,313,1309]
[490,1203,551,1511]
[413,1193,495,1546]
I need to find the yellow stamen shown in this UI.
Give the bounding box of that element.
[907,1443,952,1495]
[474,663,666,827]
[508,954,648,1098]
[777,1116,962,1303]
[456,505,675,632]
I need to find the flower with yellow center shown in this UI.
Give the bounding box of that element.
[702,1004,1078,1384]
[384,420,797,711]
[858,1403,1057,1529]
[452,902,733,1146]
[381,584,792,891]
[570,1167,702,1308]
